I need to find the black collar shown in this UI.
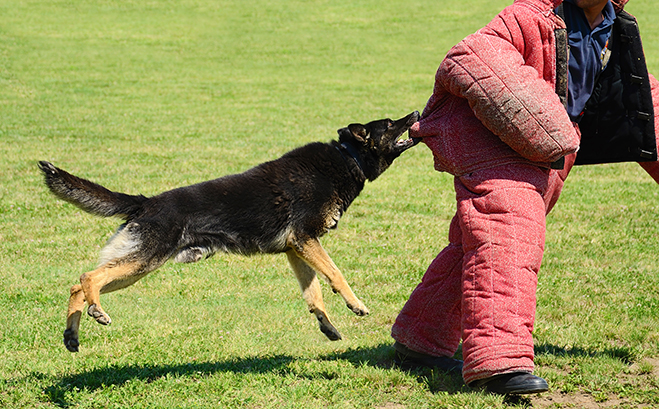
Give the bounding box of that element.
[336,142,367,179]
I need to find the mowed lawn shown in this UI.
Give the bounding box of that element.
[1,0,658,408]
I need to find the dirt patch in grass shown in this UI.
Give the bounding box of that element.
[531,392,622,409]
[530,358,659,408]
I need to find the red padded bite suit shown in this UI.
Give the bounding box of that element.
[392,0,659,385]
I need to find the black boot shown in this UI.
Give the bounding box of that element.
[469,372,548,395]
[392,342,463,375]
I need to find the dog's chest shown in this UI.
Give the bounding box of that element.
[323,202,343,232]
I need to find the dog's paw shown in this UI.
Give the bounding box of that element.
[317,315,342,341]
[87,304,112,325]
[173,247,206,263]
[63,329,79,352]
[348,302,369,317]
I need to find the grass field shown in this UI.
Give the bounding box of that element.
[1,0,658,407]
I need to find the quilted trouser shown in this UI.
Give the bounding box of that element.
[392,159,573,385]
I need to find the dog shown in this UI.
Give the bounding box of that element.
[39,111,420,352]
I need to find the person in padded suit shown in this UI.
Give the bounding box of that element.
[392,0,658,395]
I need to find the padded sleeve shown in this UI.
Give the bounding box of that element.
[436,31,580,163]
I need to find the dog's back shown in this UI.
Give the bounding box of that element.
[144,142,363,257]
[38,142,362,260]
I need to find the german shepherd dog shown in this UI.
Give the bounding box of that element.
[39,111,420,352]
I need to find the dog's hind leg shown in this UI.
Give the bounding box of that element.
[63,221,176,351]
[286,250,342,341]
[82,221,169,327]
[63,260,157,352]
[288,237,369,317]
[80,261,148,326]
[64,284,85,352]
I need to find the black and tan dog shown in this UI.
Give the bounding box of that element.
[39,111,420,352]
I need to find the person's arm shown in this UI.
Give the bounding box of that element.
[650,73,659,132]
[638,73,659,183]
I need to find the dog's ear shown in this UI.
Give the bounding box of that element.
[338,124,369,143]
[337,127,352,140]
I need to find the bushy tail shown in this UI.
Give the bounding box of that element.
[38,161,148,219]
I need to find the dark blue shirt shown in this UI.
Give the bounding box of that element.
[561,0,616,121]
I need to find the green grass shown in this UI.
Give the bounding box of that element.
[1,0,659,407]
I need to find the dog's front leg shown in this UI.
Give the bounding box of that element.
[286,250,342,341]
[287,237,369,317]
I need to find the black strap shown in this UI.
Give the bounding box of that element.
[336,143,367,180]
[555,3,564,20]
[551,3,568,170]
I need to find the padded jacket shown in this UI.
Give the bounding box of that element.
[411,0,657,176]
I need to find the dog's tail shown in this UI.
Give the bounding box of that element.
[38,161,148,219]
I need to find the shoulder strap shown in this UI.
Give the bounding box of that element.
[555,3,565,20]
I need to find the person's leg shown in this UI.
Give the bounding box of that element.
[391,214,463,359]
[639,161,659,183]
[638,114,659,183]
[640,162,659,183]
[456,164,549,385]
[391,160,571,385]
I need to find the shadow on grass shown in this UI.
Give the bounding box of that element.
[324,343,467,394]
[41,342,638,407]
[42,343,461,407]
[43,354,297,407]
[534,342,639,364]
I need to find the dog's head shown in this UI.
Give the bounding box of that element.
[337,111,420,181]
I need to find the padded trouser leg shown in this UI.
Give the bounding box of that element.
[456,165,549,384]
